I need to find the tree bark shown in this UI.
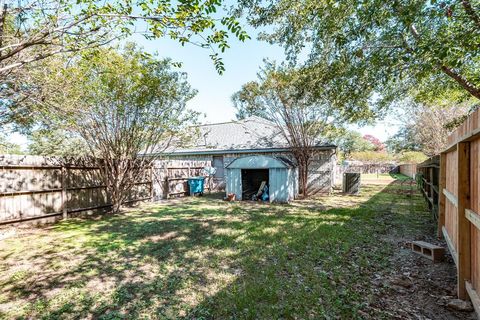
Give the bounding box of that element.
[296,154,310,198]
[302,162,309,197]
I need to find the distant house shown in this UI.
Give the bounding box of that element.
[152,116,337,202]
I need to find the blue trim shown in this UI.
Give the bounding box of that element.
[225,155,295,169]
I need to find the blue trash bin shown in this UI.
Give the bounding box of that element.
[187,177,205,196]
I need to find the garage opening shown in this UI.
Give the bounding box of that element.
[241,169,269,200]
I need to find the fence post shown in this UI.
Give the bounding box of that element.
[438,153,446,238]
[150,165,154,202]
[457,142,471,299]
[61,165,68,219]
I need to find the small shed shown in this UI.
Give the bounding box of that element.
[225,155,298,203]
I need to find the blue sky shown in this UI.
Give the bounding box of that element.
[8,21,399,149]
[133,26,399,134]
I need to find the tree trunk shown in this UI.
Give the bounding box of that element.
[111,199,122,214]
[440,66,480,100]
[298,158,309,198]
[109,188,122,213]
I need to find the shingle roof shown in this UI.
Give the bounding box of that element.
[163,116,335,155]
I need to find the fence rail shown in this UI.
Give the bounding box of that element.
[435,109,480,316]
[0,156,218,225]
[416,156,440,221]
[0,155,152,225]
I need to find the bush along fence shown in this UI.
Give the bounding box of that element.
[436,108,480,316]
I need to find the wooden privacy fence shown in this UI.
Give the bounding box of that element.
[416,156,440,220]
[165,166,213,197]
[0,155,152,225]
[438,108,480,315]
[335,163,395,175]
[398,163,417,178]
[152,158,215,199]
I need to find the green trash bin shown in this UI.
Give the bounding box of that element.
[187,177,205,196]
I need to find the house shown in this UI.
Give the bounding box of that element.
[152,116,337,202]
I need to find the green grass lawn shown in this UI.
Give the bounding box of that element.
[0,180,429,319]
[360,173,394,180]
[360,173,411,181]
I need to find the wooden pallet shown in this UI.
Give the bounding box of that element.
[411,241,445,262]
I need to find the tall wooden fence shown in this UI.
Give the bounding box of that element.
[398,163,417,178]
[151,158,215,199]
[335,163,395,175]
[438,109,480,315]
[416,156,440,220]
[0,155,152,225]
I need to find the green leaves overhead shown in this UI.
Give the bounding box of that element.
[233,61,379,125]
[239,0,480,107]
[1,0,251,75]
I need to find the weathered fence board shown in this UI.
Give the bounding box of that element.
[436,108,480,314]
[335,163,395,176]
[0,155,217,225]
[399,163,417,178]
[417,156,440,221]
[0,155,152,224]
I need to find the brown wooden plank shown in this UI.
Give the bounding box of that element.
[443,226,458,267]
[0,212,63,225]
[457,142,471,299]
[61,166,67,219]
[0,165,62,169]
[445,126,480,152]
[466,281,480,318]
[443,188,458,208]
[439,153,447,238]
[466,209,480,232]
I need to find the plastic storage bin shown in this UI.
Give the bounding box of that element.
[187,177,205,196]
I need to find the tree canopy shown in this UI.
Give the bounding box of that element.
[233,62,344,195]
[387,100,471,156]
[0,133,22,154]
[239,0,480,109]
[15,44,198,212]
[397,151,428,164]
[385,127,421,154]
[28,129,86,157]
[334,130,375,156]
[0,0,249,76]
[233,61,379,125]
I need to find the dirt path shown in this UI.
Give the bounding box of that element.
[368,180,476,319]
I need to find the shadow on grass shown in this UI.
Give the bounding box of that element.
[388,172,413,181]
[0,181,429,319]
